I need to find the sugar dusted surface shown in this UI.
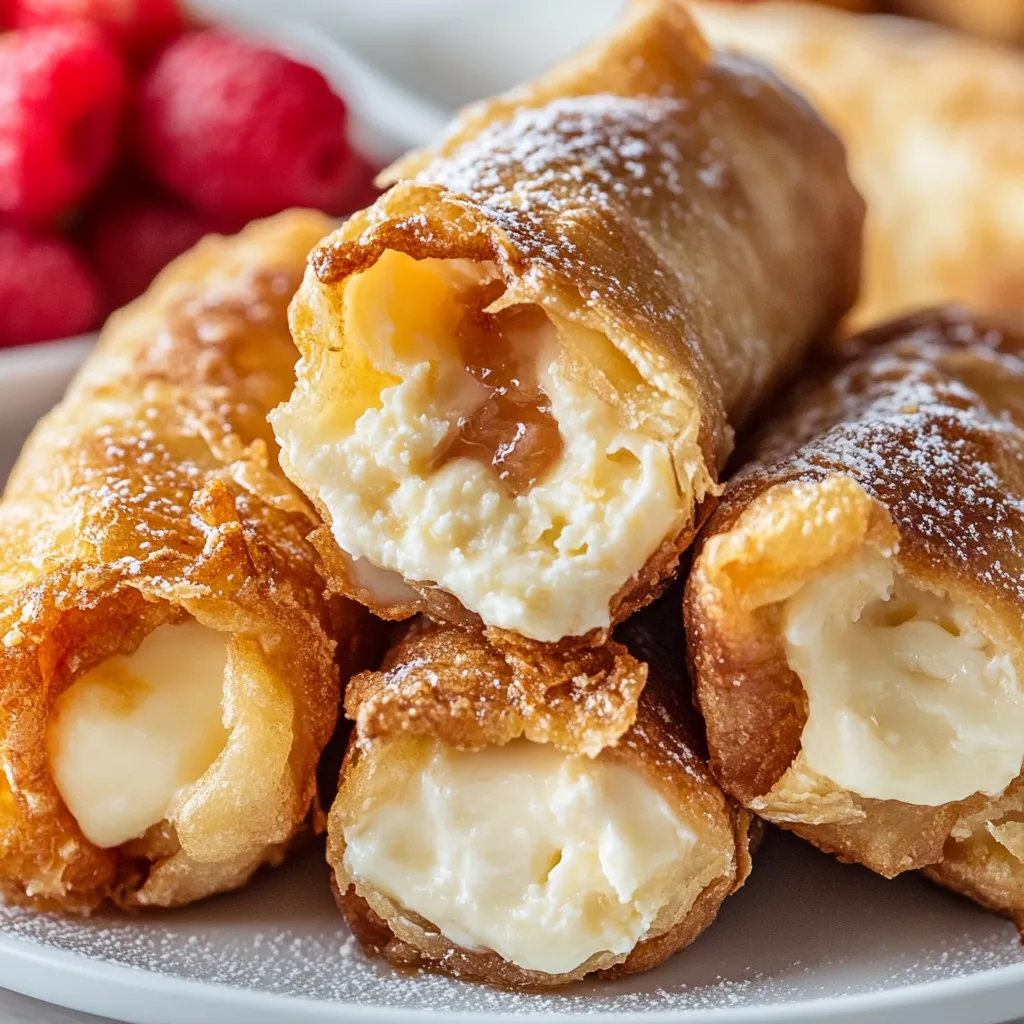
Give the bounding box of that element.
[736,313,1024,610]
[417,95,703,279]
[0,834,1021,1015]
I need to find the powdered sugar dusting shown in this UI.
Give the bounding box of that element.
[413,93,743,334]
[0,835,1020,1015]
[422,95,696,219]
[739,312,1024,604]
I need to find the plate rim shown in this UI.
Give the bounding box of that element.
[0,335,96,381]
[0,925,1023,1024]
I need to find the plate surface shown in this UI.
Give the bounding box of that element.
[2,333,1024,1024]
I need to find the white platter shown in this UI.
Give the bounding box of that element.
[3,336,1024,1024]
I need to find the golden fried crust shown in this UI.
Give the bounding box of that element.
[328,597,754,989]
[686,308,1024,880]
[343,617,647,758]
[0,211,376,913]
[891,0,1024,44]
[922,776,1024,934]
[695,2,1024,329]
[280,0,863,634]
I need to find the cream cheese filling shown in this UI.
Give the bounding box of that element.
[275,250,691,642]
[47,621,230,849]
[783,548,1024,806]
[343,738,699,976]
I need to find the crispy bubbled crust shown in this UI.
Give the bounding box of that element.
[342,616,647,758]
[0,211,377,913]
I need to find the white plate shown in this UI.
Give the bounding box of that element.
[3,338,1024,1024]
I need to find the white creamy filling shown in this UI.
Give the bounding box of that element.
[343,739,697,976]
[283,252,686,642]
[47,621,230,849]
[784,549,1024,805]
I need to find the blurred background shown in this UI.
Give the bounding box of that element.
[0,0,1021,349]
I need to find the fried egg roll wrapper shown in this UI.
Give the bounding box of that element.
[695,2,1024,329]
[272,0,863,647]
[0,211,376,913]
[328,599,756,990]
[889,0,1024,45]
[686,308,1024,925]
[919,776,1024,934]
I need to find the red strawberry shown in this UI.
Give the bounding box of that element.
[0,24,127,225]
[136,30,354,222]
[82,190,208,311]
[11,0,185,65]
[0,225,101,345]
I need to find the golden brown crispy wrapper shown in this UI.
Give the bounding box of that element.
[686,308,1024,926]
[272,0,862,646]
[328,598,756,990]
[0,211,374,913]
[695,1,1024,328]
[722,0,1024,36]
[890,0,1024,45]
[922,775,1024,935]
[722,0,874,9]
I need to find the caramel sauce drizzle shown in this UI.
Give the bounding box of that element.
[441,283,564,497]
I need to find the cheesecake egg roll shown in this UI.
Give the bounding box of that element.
[695,1,1024,328]
[686,308,1024,923]
[328,599,755,989]
[0,211,372,912]
[271,0,863,645]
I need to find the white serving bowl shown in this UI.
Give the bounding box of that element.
[0,335,95,481]
[222,0,626,126]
